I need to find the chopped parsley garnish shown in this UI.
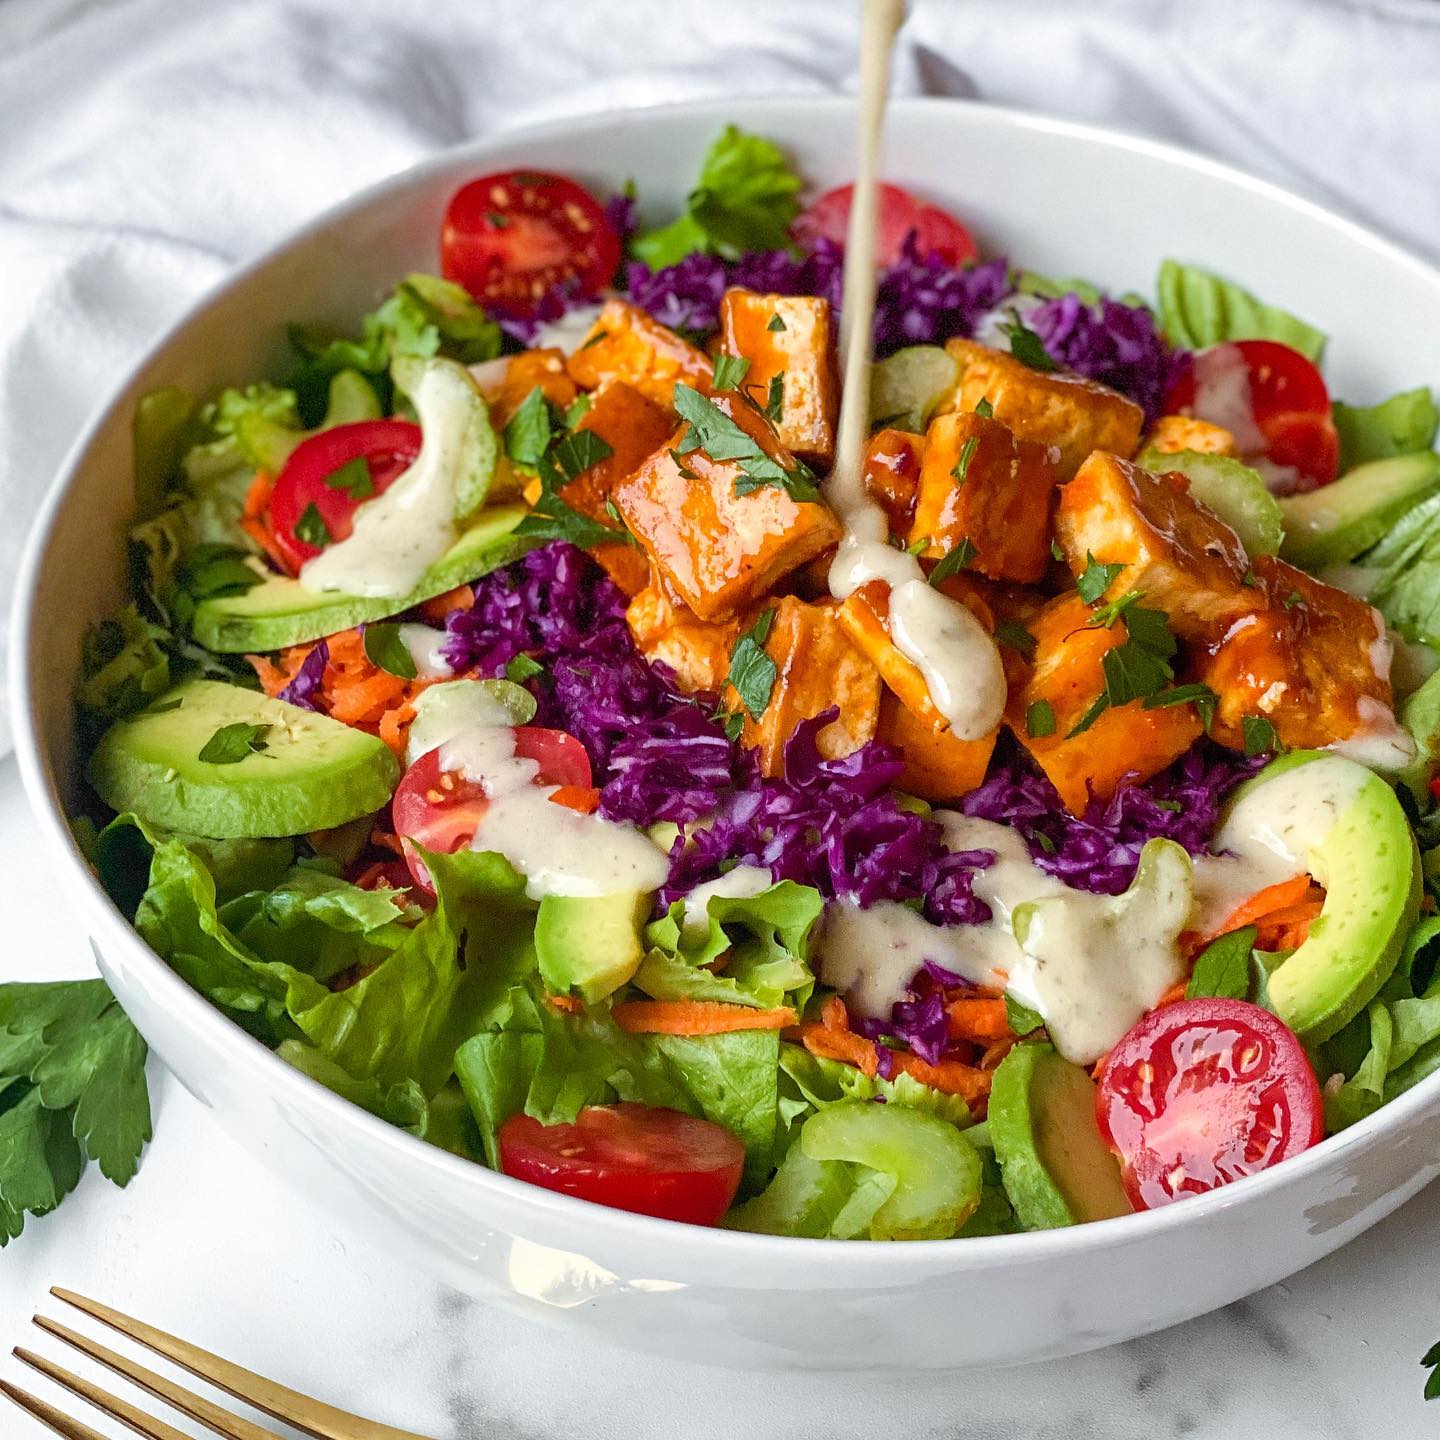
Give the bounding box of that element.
[721,711,745,742]
[1066,605,1178,738]
[975,398,994,419]
[999,311,1058,373]
[294,503,332,550]
[766,312,787,332]
[994,619,1037,661]
[1187,926,1256,1001]
[712,352,752,392]
[724,608,778,720]
[1050,537,1065,562]
[578,327,609,351]
[928,537,979,585]
[1005,995,1045,1035]
[552,428,614,483]
[1076,552,1125,604]
[504,385,554,468]
[504,654,543,684]
[1242,567,1260,588]
[485,210,510,228]
[673,382,818,503]
[951,435,979,486]
[1025,699,1056,738]
[1242,714,1281,757]
[198,722,270,765]
[563,393,592,429]
[763,372,786,425]
[1087,588,1145,629]
[669,449,700,480]
[906,535,930,557]
[178,544,262,600]
[1282,589,1307,611]
[363,622,418,680]
[1144,682,1219,733]
[322,456,375,501]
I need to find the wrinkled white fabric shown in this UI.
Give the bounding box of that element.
[2,0,1437,749]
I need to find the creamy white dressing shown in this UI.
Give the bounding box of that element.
[1191,343,1267,454]
[531,300,607,355]
[398,623,455,681]
[442,726,669,900]
[1331,699,1415,771]
[969,292,1044,351]
[299,362,476,598]
[680,865,773,940]
[405,680,533,765]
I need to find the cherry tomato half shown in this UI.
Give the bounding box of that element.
[391,727,597,893]
[441,170,621,319]
[1164,339,1339,489]
[266,420,422,575]
[499,1103,746,1226]
[1096,998,1323,1211]
[792,182,978,268]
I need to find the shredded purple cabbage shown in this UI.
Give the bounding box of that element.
[603,191,637,242]
[962,742,1264,896]
[278,639,328,711]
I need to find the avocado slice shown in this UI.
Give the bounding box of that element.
[1277,451,1440,569]
[988,1043,1131,1229]
[1135,447,1283,556]
[1213,751,1422,1043]
[191,504,529,653]
[88,679,400,838]
[535,891,649,1003]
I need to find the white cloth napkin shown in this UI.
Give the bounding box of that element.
[3,0,1438,752]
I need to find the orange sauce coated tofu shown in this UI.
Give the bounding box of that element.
[1008,593,1202,815]
[1196,556,1398,753]
[878,690,996,803]
[1141,414,1237,458]
[626,583,742,694]
[566,298,713,409]
[729,597,881,778]
[719,289,839,464]
[837,580,950,732]
[612,394,842,621]
[1055,451,1254,644]
[910,411,1061,583]
[941,338,1143,480]
[863,428,925,534]
[470,349,577,429]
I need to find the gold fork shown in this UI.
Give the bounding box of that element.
[1,1288,435,1440]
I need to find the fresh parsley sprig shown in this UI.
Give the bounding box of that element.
[717,608,778,739]
[672,383,818,504]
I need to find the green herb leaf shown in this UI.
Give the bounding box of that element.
[767,313,787,332]
[1242,567,1260,588]
[974,398,994,419]
[294,503,332,550]
[722,711,746,742]
[563,394,592,429]
[1242,714,1281,757]
[674,383,818,503]
[178,544,262,601]
[1065,692,1111,739]
[712,353,752,392]
[951,435,979,486]
[504,386,555,468]
[1050,538,1065,563]
[905,535,929,557]
[725,608,778,719]
[994,619,1037,661]
[198,722,271,765]
[1187,926,1256,1001]
[1066,606,1177,737]
[1005,996,1045,1035]
[1025,699,1056,738]
[763,372,786,426]
[999,312,1058,373]
[363,623,419,680]
[504,654,543,684]
[1282,589,1307,611]
[515,474,635,550]
[1077,552,1125,604]
[322,455,375,501]
[928,538,978,586]
[1144,682,1219,732]
[1087,588,1145,628]
[552,428,614,484]
[1424,1340,1440,1402]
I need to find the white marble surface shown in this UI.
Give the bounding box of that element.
[0,750,1436,1439]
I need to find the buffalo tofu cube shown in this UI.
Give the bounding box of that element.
[626,583,742,695]
[612,393,841,621]
[940,338,1143,480]
[470,348,577,428]
[863,427,926,534]
[838,580,950,732]
[729,597,881,777]
[566,298,713,408]
[910,410,1061,583]
[1055,451,1254,644]
[1008,593,1203,815]
[719,289,839,464]
[877,689,996,803]
[1141,414,1238,458]
[1197,555,1406,758]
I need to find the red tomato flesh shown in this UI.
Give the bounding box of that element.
[792,182,978,268]
[441,170,621,319]
[1163,339,1338,489]
[1096,998,1322,1211]
[267,420,422,575]
[499,1103,745,1226]
[391,727,596,893]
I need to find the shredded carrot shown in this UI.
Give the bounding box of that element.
[945,997,1012,1043]
[546,993,583,1013]
[248,651,294,697]
[549,785,602,814]
[820,995,851,1031]
[377,700,417,757]
[238,472,294,573]
[611,1000,796,1035]
[891,1052,991,1101]
[1254,896,1325,953]
[1209,875,1313,939]
[418,584,475,624]
[979,1037,1016,1071]
[795,1020,880,1077]
[1181,875,1325,960]
[1154,978,1189,1010]
[370,827,404,855]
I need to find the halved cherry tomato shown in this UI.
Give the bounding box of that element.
[267,420,422,575]
[792,182,978,268]
[498,1103,745,1226]
[441,170,621,319]
[391,727,597,893]
[1096,998,1323,1211]
[1164,339,1339,489]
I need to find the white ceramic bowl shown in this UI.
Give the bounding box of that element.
[14,95,1440,1371]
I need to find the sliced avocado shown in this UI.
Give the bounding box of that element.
[1278,452,1440,569]
[869,345,959,433]
[988,1042,1131,1229]
[390,354,497,519]
[1214,751,1421,1043]
[191,504,529,653]
[88,679,400,838]
[1136,447,1283,556]
[535,891,649,1003]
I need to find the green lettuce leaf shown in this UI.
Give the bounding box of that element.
[277,1041,429,1136]
[1155,259,1326,362]
[76,605,171,737]
[1334,387,1439,471]
[631,126,803,270]
[778,1044,976,1130]
[1358,491,1440,647]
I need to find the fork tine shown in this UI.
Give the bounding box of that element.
[0,1378,111,1440]
[12,1350,197,1440]
[27,1321,280,1440]
[49,1290,431,1440]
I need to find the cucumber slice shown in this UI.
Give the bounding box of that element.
[869,345,960,433]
